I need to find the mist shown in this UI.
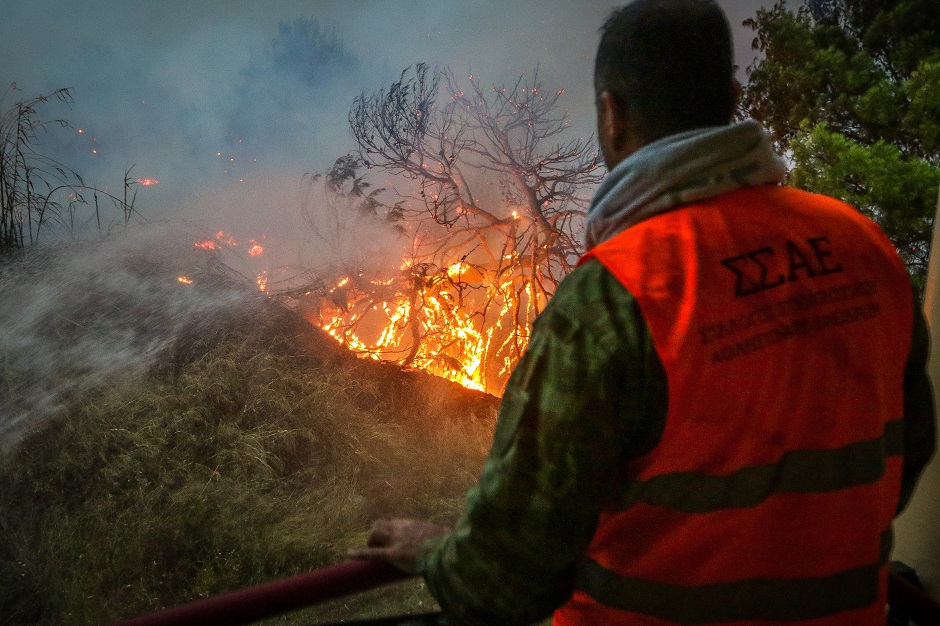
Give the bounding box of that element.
[0,226,256,449]
[0,1,776,226]
[0,0,781,435]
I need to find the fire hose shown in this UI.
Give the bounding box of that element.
[108,561,939,626]
[108,559,440,626]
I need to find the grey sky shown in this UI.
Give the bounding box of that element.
[0,0,779,237]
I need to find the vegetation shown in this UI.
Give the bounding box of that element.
[0,332,495,624]
[0,85,138,257]
[313,65,602,391]
[742,0,940,287]
[17,4,940,623]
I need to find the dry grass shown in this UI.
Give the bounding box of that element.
[0,340,495,625]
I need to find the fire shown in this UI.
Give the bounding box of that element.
[191,230,268,292]
[187,229,534,393]
[316,259,536,393]
[177,275,194,284]
[136,178,159,186]
[194,231,239,251]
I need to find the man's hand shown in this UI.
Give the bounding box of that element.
[348,518,451,574]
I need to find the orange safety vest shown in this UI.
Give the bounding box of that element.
[554,185,913,626]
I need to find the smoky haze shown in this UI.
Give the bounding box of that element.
[1,0,777,232]
[0,0,781,436]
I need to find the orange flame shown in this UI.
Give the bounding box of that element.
[190,231,527,392]
[194,231,240,251]
[178,276,194,284]
[315,258,536,393]
[136,178,159,186]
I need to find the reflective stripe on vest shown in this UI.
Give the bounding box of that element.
[554,186,913,626]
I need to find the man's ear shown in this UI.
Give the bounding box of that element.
[598,91,629,159]
[597,91,620,145]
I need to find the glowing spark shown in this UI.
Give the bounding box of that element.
[329,277,350,293]
[248,243,264,257]
[177,276,194,284]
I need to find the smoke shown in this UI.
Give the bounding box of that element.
[0,226,255,451]
[228,18,359,141]
[0,14,370,225]
[0,0,781,446]
[0,162,413,451]
[171,168,411,285]
[0,0,778,235]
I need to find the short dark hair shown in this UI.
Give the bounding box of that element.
[595,0,735,140]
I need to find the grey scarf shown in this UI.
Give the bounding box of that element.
[585,120,788,249]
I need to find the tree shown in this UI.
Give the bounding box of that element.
[0,85,138,256]
[339,64,602,390]
[742,0,940,286]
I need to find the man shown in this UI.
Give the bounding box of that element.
[351,1,936,624]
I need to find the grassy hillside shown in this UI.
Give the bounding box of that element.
[0,295,498,625]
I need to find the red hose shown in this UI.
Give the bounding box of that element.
[107,561,940,625]
[108,560,412,626]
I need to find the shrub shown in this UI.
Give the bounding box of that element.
[0,340,494,624]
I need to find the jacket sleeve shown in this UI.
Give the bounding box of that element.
[416,260,666,625]
[897,284,936,514]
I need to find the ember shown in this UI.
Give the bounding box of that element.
[194,231,240,251]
